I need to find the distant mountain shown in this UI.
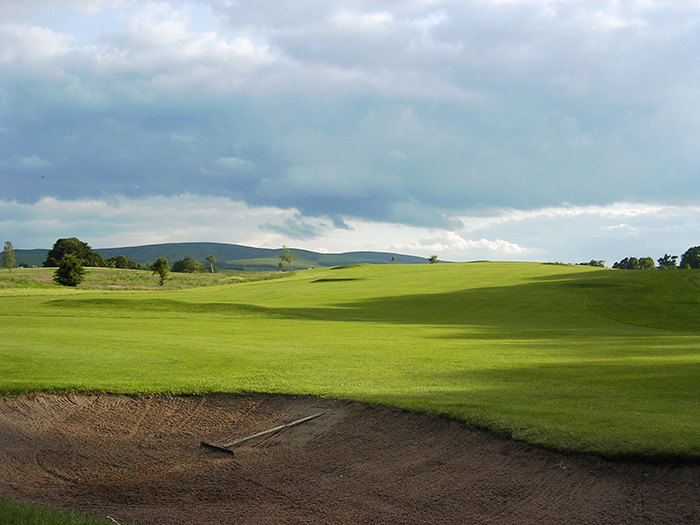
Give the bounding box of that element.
[14,242,429,270]
[11,249,48,268]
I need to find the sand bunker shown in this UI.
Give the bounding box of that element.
[1,394,699,524]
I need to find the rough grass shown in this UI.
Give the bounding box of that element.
[2,262,700,460]
[0,267,285,290]
[0,498,132,524]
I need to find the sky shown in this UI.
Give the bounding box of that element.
[2,0,700,264]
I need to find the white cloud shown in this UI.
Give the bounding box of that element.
[0,24,73,68]
[394,231,526,258]
[3,196,700,266]
[170,132,197,143]
[387,149,407,160]
[0,195,294,249]
[215,156,256,171]
[0,155,52,169]
[454,202,700,264]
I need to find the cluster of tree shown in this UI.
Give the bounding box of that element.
[41,238,104,286]
[612,247,700,270]
[612,257,656,270]
[44,238,107,267]
[577,260,605,267]
[107,254,141,269]
[171,255,206,273]
[43,237,140,270]
[657,254,678,269]
[169,254,216,273]
[4,237,222,287]
[146,254,217,285]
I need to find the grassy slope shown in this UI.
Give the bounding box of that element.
[1,262,700,460]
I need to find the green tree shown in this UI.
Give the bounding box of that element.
[52,254,86,286]
[613,257,639,270]
[171,256,206,273]
[657,254,678,270]
[638,257,655,270]
[44,237,107,267]
[613,256,655,270]
[680,246,700,269]
[428,255,439,264]
[280,245,294,271]
[2,241,16,271]
[107,255,139,269]
[151,257,169,286]
[205,254,216,274]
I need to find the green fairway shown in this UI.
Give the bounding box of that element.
[2,262,700,459]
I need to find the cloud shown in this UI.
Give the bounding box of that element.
[454,202,700,264]
[3,196,700,266]
[2,1,700,261]
[215,156,256,171]
[261,214,331,240]
[0,195,291,249]
[170,132,197,143]
[0,155,52,169]
[394,231,526,259]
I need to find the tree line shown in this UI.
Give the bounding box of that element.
[1,237,222,286]
[612,246,700,270]
[3,237,303,287]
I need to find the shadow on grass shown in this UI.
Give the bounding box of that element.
[46,298,287,318]
[47,269,700,336]
[369,358,700,461]
[311,278,364,283]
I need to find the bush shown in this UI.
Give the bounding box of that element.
[151,257,169,286]
[52,254,86,286]
[107,255,140,269]
[171,256,206,273]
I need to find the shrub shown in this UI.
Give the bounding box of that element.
[151,257,169,286]
[52,254,86,286]
[171,256,206,273]
[107,255,140,269]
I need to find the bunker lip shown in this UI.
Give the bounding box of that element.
[1,394,699,524]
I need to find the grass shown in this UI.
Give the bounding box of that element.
[0,497,132,524]
[1,262,700,461]
[0,267,285,290]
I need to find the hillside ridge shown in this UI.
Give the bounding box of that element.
[13,241,429,270]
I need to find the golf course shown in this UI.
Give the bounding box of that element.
[2,261,700,523]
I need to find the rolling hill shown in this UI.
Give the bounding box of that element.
[14,242,430,270]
